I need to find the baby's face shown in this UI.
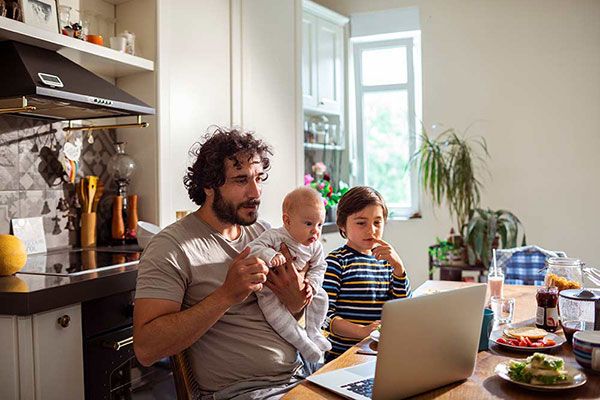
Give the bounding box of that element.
[284,203,325,246]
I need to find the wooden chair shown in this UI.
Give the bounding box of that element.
[170,351,201,400]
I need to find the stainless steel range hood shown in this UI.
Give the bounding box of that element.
[0,41,155,120]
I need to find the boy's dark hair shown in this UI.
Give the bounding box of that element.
[183,126,272,206]
[336,186,388,238]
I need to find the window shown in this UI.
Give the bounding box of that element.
[351,34,421,218]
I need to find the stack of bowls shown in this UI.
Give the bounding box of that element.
[572,331,600,371]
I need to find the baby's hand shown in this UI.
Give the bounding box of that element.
[270,253,286,267]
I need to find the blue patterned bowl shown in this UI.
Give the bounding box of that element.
[572,330,600,371]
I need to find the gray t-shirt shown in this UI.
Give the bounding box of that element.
[135,214,301,393]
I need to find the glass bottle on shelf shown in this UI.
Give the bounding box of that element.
[57,5,72,35]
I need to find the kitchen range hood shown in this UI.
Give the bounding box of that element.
[0,41,154,120]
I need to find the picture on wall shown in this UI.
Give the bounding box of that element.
[19,0,59,33]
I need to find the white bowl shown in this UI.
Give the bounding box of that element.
[137,221,161,249]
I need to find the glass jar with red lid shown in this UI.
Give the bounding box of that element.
[536,286,559,332]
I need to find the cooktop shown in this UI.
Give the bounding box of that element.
[18,248,142,277]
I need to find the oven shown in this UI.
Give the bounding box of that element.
[82,290,177,399]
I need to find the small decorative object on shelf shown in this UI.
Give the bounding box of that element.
[57,4,71,34]
[20,0,59,33]
[3,0,23,21]
[118,30,136,55]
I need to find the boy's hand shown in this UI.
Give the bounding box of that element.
[360,320,381,338]
[270,253,286,267]
[372,238,405,275]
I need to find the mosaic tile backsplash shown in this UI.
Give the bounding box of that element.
[0,116,117,249]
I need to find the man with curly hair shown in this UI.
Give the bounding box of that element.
[133,126,316,399]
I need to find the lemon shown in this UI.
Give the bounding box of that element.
[0,234,28,276]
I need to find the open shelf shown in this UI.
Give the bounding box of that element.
[0,16,154,78]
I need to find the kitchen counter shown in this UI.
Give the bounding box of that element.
[0,245,142,315]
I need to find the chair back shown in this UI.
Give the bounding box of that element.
[495,245,566,286]
[170,351,201,400]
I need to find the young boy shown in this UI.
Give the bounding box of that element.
[248,187,331,362]
[323,186,411,361]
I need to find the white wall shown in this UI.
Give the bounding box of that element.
[237,0,303,225]
[157,0,302,228]
[316,0,600,286]
[117,0,158,224]
[157,0,231,227]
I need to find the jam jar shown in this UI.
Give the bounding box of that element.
[536,286,559,332]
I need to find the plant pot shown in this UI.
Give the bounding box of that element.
[447,246,467,266]
[325,204,337,223]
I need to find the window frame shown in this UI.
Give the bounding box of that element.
[351,34,421,219]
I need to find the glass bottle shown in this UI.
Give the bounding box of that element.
[57,5,72,35]
[488,249,504,298]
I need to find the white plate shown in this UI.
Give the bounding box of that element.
[370,330,380,342]
[495,361,587,391]
[489,329,565,352]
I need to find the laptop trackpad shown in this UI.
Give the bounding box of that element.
[345,361,377,378]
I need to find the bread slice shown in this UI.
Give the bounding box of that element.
[504,327,548,340]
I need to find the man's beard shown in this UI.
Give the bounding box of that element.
[212,188,260,226]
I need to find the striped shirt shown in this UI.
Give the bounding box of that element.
[322,245,411,361]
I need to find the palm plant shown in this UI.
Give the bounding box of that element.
[465,208,527,268]
[410,126,489,231]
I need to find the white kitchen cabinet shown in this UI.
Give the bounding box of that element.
[303,1,348,114]
[0,304,84,399]
[302,12,318,108]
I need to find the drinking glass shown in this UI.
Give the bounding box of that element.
[491,296,515,324]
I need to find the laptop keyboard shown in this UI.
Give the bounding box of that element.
[341,378,374,398]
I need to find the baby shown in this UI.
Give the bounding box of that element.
[248,187,331,362]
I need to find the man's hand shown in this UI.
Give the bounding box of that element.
[218,247,269,305]
[372,238,405,275]
[270,252,286,267]
[265,243,312,315]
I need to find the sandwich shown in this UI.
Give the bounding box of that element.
[508,353,571,385]
[504,327,547,340]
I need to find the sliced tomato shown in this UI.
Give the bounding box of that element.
[543,338,556,346]
[496,338,508,344]
[523,337,533,346]
[508,339,520,346]
[518,339,528,347]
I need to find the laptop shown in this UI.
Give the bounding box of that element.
[307,284,487,400]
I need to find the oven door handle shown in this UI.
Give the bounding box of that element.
[103,336,134,351]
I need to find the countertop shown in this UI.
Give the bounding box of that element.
[0,245,142,316]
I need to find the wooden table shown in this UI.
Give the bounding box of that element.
[284,281,600,399]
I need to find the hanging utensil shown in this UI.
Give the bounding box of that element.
[92,180,104,213]
[87,176,98,213]
[78,178,88,213]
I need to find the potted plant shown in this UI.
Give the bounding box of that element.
[428,237,457,264]
[304,162,349,222]
[464,208,526,268]
[410,126,489,233]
